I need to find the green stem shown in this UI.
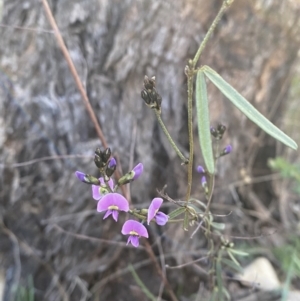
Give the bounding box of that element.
[203,174,215,217]
[185,72,194,202]
[192,0,232,68]
[154,109,188,164]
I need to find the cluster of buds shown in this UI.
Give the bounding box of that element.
[75,147,168,247]
[210,123,232,157]
[141,75,162,113]
[94,147,116,178]
[210,123,227,140]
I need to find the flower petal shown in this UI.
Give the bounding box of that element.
[129,236,139,247]
[75,171,85,182]
[132,163,143,180]
[92,185,102,200]
[103,210,112,220]
[112,210,119,222]
[108,157,117,169]
[155,211,169,226]
[147,198,163,225]
[121,220,148,238]
[97,193,129,212]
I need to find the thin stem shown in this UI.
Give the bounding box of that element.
[192,0,232,68]
[185,71,194,201]
[154,109,188,164]
[203,174,216,218]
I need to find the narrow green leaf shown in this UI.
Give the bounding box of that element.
[168,207,186,220]
[203,65,298,150]
[128,264,157,301]
[226,250,241,267]
[183,211,189,231]
[216,258,224,301]
[196,70,215,174]
[229,249,249,257]
[211,222,226,230]
[221,258,243,273]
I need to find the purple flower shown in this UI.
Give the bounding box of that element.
[132,163,143,180]
[147,198,169,226]
[97,193,129,222]
[121,220,149,247]
[92,178,114,200]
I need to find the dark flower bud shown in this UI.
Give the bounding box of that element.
[95,147,102,156]
[101,148,111,163]
[106,157,117,177]
[217,124,226,136]
[94,153,106,168]
[141,90,151,105]
[210,126,218,138]
[144,75,156,90]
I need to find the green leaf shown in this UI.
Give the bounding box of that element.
[168,207,186,220]
[221,258,244,273]
[229,249,249,257]
[183,211,189,231]
[227,250,241,267]
[203,66,298,150]
[216,258,224,301]
[128,264,157,301]
[211,222,226,230]
[196,70,215,174]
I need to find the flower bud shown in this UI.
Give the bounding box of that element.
[141,90,151,105]
[75,171,100,185]
[196,165,205,174]
[132,163,143,180]
[217,124,226,135]
[220,145,232,156]
[201,176,209,194]
[210,126,218,138]
[102,148,111,163]
[117,163,144,186]
[144,75,156,90]
[106,157,117,177]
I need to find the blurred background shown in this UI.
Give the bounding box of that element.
[0,0,300,300]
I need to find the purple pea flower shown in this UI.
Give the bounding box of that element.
[97,193,129,222]
[92,178,114,200]
[147,198,169,226]
[121,220,149,247]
